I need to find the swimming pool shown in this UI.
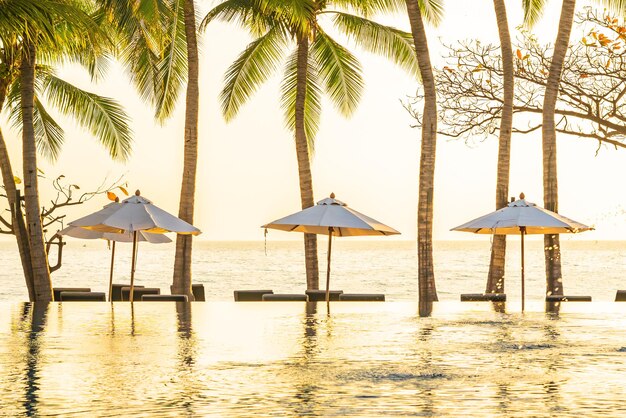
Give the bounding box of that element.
[0,302,625,416]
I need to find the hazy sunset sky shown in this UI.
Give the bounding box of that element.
[2,0,624,241]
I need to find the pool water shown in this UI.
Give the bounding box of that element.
[1,302,625,416]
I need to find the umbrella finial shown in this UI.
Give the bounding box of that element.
[135,189,141,196]
[115,197,120,203]
[519,192,525,200]
[330,192,335,199]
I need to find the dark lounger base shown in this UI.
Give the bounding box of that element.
[121,287,160,301]
[262,294,308,301]
[545,295,592,302]
[53,287,91,301]
[615,290,626,302]
[111,284,145,302]
[461,293,507,302]
[305,290,343,301]
[339,293,385,301]
[60,291,106,301]
[234,290,274,301]
[142,295,188,302]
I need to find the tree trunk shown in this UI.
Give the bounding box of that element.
[486,0,513,294]
[542,0,575,296]
[0,79,36,301]
[20,38,52,302]
[172,0,199,301]
[405,0,438,314]
[294,35,319,290]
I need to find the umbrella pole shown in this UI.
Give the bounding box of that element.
[520,226,526,312]
[129,231,138,302]
[108,241,116,302]
[325,227,333,305]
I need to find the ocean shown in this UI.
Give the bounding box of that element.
[1,240,624,303]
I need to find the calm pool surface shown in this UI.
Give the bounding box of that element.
[1,302,625,417]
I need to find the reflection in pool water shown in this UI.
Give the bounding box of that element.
[0,302,625,416]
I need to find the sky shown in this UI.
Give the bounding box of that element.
[1,0,624,241]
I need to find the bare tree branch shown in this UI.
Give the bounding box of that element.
[405,8,626,152]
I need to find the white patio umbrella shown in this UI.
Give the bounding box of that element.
[263,193,400,303]
[68,191,201,300]
[58,222,171,301]
[451,193,593,311]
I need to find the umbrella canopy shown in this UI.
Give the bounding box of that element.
[451,193,593,311]
[263,193,399,303]
[59,225,172,244]
[69,192,201,235]
[452,197,591,235]
[263,195,400,237]
[68,190,201,301]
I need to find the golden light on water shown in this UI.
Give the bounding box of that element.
[1,302,626,416]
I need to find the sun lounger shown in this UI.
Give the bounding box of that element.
[111,284,145,301]
[142,294,188,302]
[53,287,91,301]
[545,295,592,302]
[339,293,385,301]
[461,293,507,302]
[169,284,206,301]
[234,290,273,301]
[121,287,160,301]
[262,293,308,301]
[60,291,106,301]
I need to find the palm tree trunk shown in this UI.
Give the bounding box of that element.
[172,0,199,301]
[0,79,36,301]
[20,38,52,302]
[405,0,438,313]
[542,0,575,297]
[295,35,319,290]
[486,0,513,294]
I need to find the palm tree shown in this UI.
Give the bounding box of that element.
[0,0,132,301]
[541,0,625,297]
[171,0,200,299]
[204,0,419,290]
[542,0,574,297]
[404,0,443,314]
[98,0,199,299]
[486,0,546,294]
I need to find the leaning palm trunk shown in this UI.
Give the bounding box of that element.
[172,0,200,301]
[0,78,35,300]
[294,36,319,290]
[405,0,438,312]
[486,0,514,294]
[542,0,575,296]
[20,38,52,302]
[0,128,35,301]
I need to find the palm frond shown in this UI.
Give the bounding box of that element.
[280,47,322,152]
[417,0,444,26]
[330,0,407,17]
[598,0,626,14]
[201,0,280,37]
[42,75,133,161]
[310,29,363,117]
[154,0,188,121]
[521,0,546,28]
[33,98,64,161]
[331,12,419,78]
[8,92,65,162]
[220,26,289,120]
